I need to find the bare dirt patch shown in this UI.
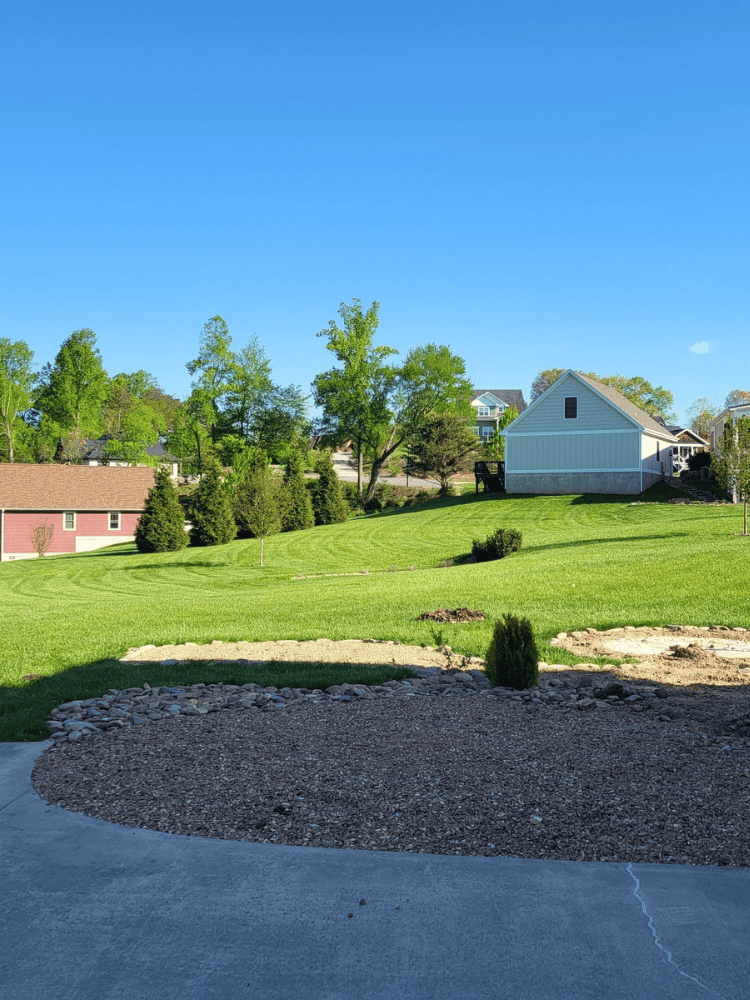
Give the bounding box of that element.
[415,608,486,623]
[551,625,750,690]
[120,637,477,671]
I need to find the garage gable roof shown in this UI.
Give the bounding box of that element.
[0,464,155,511]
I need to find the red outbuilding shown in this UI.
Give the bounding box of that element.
[0,464,156,561]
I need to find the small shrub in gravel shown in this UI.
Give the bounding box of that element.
[471,528,522,562]
[484,613,539,690]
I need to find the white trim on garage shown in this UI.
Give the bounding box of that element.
[503,428,642,439]
[506,467,641,475]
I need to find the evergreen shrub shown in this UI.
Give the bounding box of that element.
[471,528,522,561]
[135,468,188,553]
[283,451,315,531]
[189,464,237,546]
[484,614,539,690]
[308,451,349,525]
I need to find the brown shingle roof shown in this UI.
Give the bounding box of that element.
[574,374,679,442]
[0,464,156,511]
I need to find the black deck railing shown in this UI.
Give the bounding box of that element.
[474,461,505,493]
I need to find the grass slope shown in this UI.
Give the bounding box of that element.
[2,488,749,741]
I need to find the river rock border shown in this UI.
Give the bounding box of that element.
[46,661,681,747]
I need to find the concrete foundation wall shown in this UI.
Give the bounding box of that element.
[505,471,642,495]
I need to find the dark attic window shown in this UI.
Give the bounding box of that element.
[564,396,578,419]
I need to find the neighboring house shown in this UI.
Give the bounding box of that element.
[708,404,750,454]
[503,370,679,495]
[663,425,707,475]
[470,389,527,442]
[0,464,155,561]
[55,435,180,478]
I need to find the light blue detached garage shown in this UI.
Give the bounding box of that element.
[503,370,679,495]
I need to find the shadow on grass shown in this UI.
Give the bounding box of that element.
[0,657,419,743]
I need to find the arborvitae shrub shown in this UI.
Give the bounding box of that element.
[484,614,539,690]
[309,451,349,525]
[283,451,315,531]
[471,528,522,562]
[189,464,237,546]
[135,467,188,553]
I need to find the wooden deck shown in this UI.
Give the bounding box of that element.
[475,461,505,493]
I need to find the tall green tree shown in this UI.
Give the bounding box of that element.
[712,415,750,536]
[186,316,235,431]
[225,335,274,439]
[313,299,472,502]
[0,338,35,462]
[168,388,216,475]
[253,384,310,463]
[685,397,720,440]
[34,329,109,438]
[409,414,479,495]
[312,299,396,494]
[135,468,188,553]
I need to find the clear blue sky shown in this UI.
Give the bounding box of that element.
[2,0,748,423]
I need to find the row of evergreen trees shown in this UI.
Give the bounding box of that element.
[135,450,349,564]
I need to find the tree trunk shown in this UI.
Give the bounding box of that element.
[365,457,387,503]
[357,436,363,495]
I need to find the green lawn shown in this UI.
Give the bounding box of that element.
[2,486,749,741]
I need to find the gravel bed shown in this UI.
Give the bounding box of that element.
[32,677,750,868]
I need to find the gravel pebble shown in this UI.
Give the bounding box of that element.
[32,666,750,868]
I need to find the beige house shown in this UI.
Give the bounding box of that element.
[503,371,679,495]
[708,404,750,454]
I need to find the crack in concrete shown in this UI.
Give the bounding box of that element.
[627,863,722,996]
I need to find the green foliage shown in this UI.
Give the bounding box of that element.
[189,464,237,546]
[340,481,364,513]
[484,614,539,690]
[686,451,712,472]
[234,466,285,564]
[712,415,750,535]
[408,413,479,494]
[135,468,188,553]
[685,397,719,440]
[0,337,35,462]
[254,384,311,464]
[472,528,522,561]
[283,451,315,531]
[313,298,472,502]
[308,451,349,525]
[481,407,518,462]
[364,483,399,512]
[33,329,109,436]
